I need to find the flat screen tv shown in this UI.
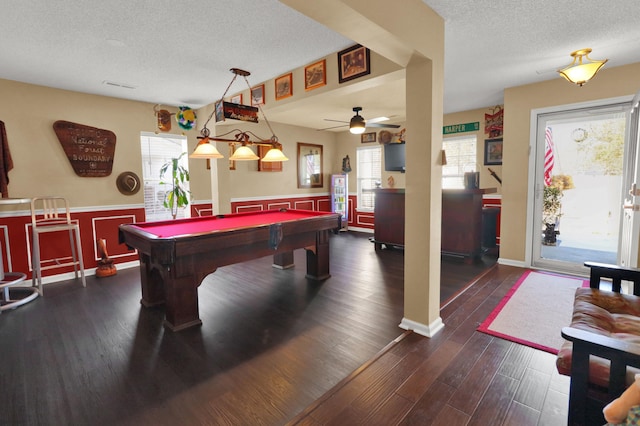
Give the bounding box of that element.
[384,143,405,173]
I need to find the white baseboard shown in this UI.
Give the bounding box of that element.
[13,260,140,287]
[399,316,444,338]
[497,257,527,268]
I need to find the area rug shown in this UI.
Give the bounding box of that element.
[478,270,589,354]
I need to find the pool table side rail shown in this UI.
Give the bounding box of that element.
[118,211,341,268]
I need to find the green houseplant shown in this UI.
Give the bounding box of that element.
[542,185,563,245]
[159,152,191,219]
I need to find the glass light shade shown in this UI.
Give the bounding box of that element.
[558,49,608,87]
[189,138,224,159]
[349,115,366,134]
[261,148,289,162]
[229,145,259,161]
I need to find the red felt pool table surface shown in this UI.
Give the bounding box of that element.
[131,209,331,238]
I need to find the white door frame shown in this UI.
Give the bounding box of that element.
[620,90,640,267]
[525,95,634,272]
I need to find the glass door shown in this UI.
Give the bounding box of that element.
[531,101,632,274]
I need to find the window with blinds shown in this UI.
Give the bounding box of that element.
[357,145,382,211]
[140,132,190,221]
[442,135,477,189]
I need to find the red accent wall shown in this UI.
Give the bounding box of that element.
[1,207,144,281]
[231,196,332,213]
[1,196,500,283]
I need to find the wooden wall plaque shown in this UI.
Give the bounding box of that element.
[53,120,116,177]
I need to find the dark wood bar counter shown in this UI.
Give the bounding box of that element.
[373,187,497,260]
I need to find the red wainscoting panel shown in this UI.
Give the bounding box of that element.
[0,194,499,283]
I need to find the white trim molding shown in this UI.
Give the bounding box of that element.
[399,316,444,338]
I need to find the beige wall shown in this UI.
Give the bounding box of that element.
[5,51,638,275]
[334,124,407,193]
[331,105,503,195]
[213,121,340,199]
[500,62,640,263]
[0,78,210,207]
[444,107,503,195]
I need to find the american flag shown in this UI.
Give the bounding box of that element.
[544,127,554,186]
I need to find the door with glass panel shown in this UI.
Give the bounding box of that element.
[531,100,636,275]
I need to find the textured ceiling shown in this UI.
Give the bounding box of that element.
[1,1,640,131]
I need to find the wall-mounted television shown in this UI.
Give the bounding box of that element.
[384,143,405,173]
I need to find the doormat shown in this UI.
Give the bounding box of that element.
[478,270,588,354]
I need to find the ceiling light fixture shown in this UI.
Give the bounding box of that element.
[349,107,366,134]
[557,48,608,87]
[189,68,288,162]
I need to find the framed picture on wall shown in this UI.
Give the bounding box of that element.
[228,143,236,170]
[275,73,293,100]
[304,60,326,91]
[297,142,323,188]
[251,84,265,106]
[361,132,376,143]
[338,44,371,83]
[484,138,503,165]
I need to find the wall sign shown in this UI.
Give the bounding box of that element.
[53,120,116,177]
[214,101,259,123]
[443,122,480,135]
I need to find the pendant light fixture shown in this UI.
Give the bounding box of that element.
[349,107,366,134]
[189,68,289,161]
[557,48,608,87]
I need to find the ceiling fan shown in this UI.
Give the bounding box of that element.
[319,107,401,133]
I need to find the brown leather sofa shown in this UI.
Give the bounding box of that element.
[557,261,640,425]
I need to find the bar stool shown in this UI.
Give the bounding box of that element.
[0,197,39,312]
[30,196,86,295]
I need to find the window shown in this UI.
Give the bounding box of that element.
[357,145,381,211]
[140,132,190,221]
[442,135,477,189]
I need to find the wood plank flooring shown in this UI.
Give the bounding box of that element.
[289,261,571,425]
[0,232,570,425]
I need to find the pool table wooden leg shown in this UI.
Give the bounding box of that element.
[138,254,164,307]
[273,251,294,269]
[162,273,203,332]
[305,230,331,281]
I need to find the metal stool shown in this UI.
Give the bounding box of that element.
[30,196,86,295]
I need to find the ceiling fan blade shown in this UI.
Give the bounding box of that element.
[316,124,349,131]
[367,123,401,129]
[323,119,349,124]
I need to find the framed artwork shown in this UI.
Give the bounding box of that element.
[304,59,326,91]
[228,143,236,170]
[251,84,265,106]
[258,145,283,172]
[230,93,243,104]
[338,44,371,83]
[361,132,376,143]
[484,138,503,165]
[297,142,323,188]
[275,73,293,100]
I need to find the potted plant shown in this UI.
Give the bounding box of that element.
[542,185,563,245]
[159,152,191,219]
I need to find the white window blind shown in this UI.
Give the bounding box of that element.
[140,132,190,221]
[442,135,477,189]
[357,146,381,211]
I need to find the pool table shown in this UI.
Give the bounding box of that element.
[118,209,341,331]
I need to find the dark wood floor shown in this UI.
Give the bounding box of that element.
[0,232,568,425]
